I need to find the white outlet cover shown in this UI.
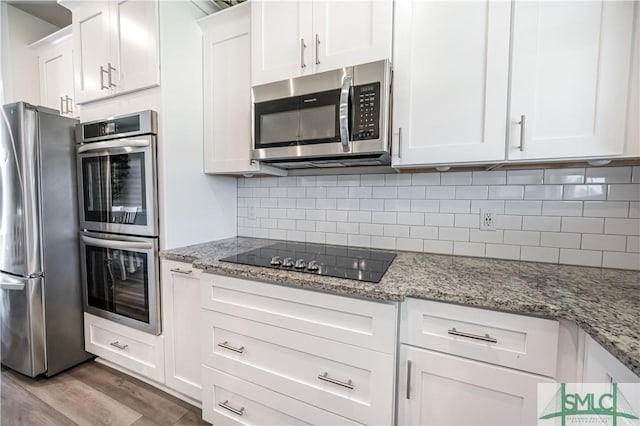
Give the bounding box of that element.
[480,208,497,231]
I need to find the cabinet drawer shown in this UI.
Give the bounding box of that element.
[202,310,394,425]
[84,313,164,382]
[202,366,363,425]
[401,298,559,377]
[200,273,397,354]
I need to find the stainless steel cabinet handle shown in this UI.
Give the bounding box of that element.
[108,63,117,88]
[315,34,320,65]
[516,114,526,152]
[300,38,307,69]
[110,341,128,350]
[100,65,109,90]
[448,328,497,344]
[339,75,353,152]
[217,341,244,354]
[406,360,412,399]
[218,400,245,416]
[170,268,192,275]
[60,96,65,114]
[398,127,403,159]
[317,372,354,389]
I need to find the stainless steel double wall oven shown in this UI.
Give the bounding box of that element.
[76,111,160,334]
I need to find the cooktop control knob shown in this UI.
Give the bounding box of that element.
[270,256,282,266]
[294,259,306,269]
[307,260,319,271]
[282,257,294,267]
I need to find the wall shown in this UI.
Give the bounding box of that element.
[1,4,59,104]
[238,166,640,270]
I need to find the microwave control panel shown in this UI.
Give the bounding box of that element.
[352,82,381,141]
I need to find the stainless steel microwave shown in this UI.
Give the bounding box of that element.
[252,60,392,168]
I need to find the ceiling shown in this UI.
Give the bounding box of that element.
[7,1,71,28]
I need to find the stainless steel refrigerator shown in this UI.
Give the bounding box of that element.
[0,102,92,377]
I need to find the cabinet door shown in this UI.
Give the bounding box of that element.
[73,2,112,104]
[40,38,75,116]
[582,335,639,384]
[508,1,636,160]
[312,0,392,73]
[251,0,313,86]
[109,0,160,94]
[161,260,202,402]
[398,346,554,426]
[392,1,510,167]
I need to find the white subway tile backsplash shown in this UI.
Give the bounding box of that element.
[239,166,639,270]
[441,171,472,185]
[583,201,628,218]
[586,167,632,183]
[489,186,524,200]
[581,234,626,252]
[525,185,563,200]
[559,249,602,267]
[602,252,640,270]
[411,200,440,213]
[544,168,585,184]
[507,170,544,185]
[607,184,640,201]
[486,244,521,260]
[398,212,425,226]
[398,186,426,199]
[521,246,559,263]
[562,217,604,233]
[423,239,453,254]
[505,200,542,215]
[412,173,440,186]
[454,242,486,257]
[604,218,640,236]
[439,227,470,242]
[563,184,606,201]
[540,232,581,249]
[440,200,471,213]
[456,186,488,200]
[542,201,583,217]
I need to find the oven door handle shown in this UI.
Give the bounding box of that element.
[81,235,153,251]
[339,75,353,153]
[78,139,150,154]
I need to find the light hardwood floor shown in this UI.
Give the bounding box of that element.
[1,361,209,426]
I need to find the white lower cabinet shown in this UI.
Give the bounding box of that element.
[84,312,165,383]
[161,259,202,402]
[582,334,639,384]
[398,345,554,426]
[200,273,397,425]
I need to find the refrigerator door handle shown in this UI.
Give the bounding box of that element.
[0,274,26,291]
[81,235,153,251]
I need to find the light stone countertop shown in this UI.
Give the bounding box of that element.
[161,237,640,376]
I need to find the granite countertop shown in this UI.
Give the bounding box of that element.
[161,237,640,376]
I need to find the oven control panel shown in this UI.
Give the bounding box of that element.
[352,82,381,141]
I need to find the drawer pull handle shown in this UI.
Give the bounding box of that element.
[217,341,244,354]
[406,360,412,399]
[170,268,192,274]
[447,328,497,344]
[110,341,128,350]
[317,372,354,390]
[218,400,245,416]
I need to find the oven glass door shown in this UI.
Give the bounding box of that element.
[80,232,159,334]
[254,88,342,148]
[78,136,157,236]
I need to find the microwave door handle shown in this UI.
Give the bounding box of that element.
[81,235,153,251]
[339,75,353,152]
[78,139,150,154]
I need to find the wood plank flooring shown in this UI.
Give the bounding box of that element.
[1,361,209,426]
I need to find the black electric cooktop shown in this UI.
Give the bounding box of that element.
[219,242,396,283]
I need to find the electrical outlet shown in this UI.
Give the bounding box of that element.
[247,206,256,220]
[480,209,497,231]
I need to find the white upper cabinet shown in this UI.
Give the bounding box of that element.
[508,1,636,160]
[200,3,285,176]
[251,0,392,86]
[392,0,511,167]
[31,26,78,118]
[71,0,160,104]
